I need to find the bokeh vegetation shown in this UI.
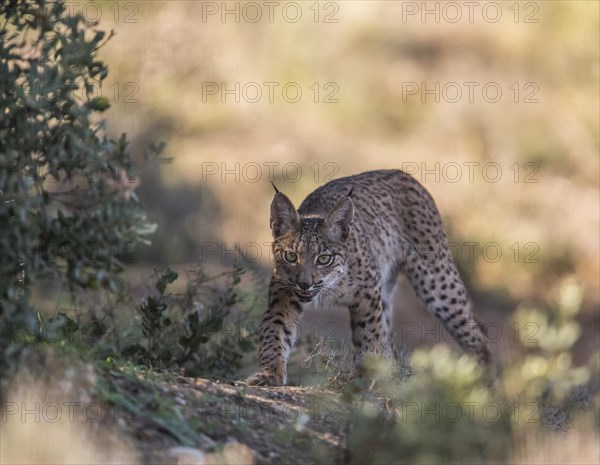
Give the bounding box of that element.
[345,276,598,464]
[97,1,598,305]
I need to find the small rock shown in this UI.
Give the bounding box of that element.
[168,446,207,465]
[221,442,255,465]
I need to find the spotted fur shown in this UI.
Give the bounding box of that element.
[246,170,493,386]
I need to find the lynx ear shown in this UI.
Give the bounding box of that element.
[324,196,354,241]
[270,192,300,238]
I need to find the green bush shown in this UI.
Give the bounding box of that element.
[0,0,161,363]
[126,264,258,378]
[342,277,598,464]
[24,264,259,379]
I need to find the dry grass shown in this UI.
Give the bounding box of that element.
[1,375,138,464]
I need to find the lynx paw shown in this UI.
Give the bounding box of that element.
[245,370,285,387]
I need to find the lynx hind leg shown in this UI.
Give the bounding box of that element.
[403,252,494,379]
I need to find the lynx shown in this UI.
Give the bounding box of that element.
[246,170,493,386]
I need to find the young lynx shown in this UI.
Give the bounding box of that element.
[246,170,493,386]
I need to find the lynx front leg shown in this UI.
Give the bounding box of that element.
[246,278,302,386]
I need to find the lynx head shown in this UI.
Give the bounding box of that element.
[270,189,354,303]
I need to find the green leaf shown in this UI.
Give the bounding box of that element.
[155,268,178,294]
[87,96,111,111]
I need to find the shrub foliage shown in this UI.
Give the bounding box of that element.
[0,0,159,322]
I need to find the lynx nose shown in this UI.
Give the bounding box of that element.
[297,281,311,291]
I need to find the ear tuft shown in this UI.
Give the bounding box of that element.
[324,196,354,241]
[270,192,300,238]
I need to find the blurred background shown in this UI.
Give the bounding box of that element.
[90,1,597,379]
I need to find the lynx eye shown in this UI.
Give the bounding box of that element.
[316,254,334,266]
[283,251,298,264]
